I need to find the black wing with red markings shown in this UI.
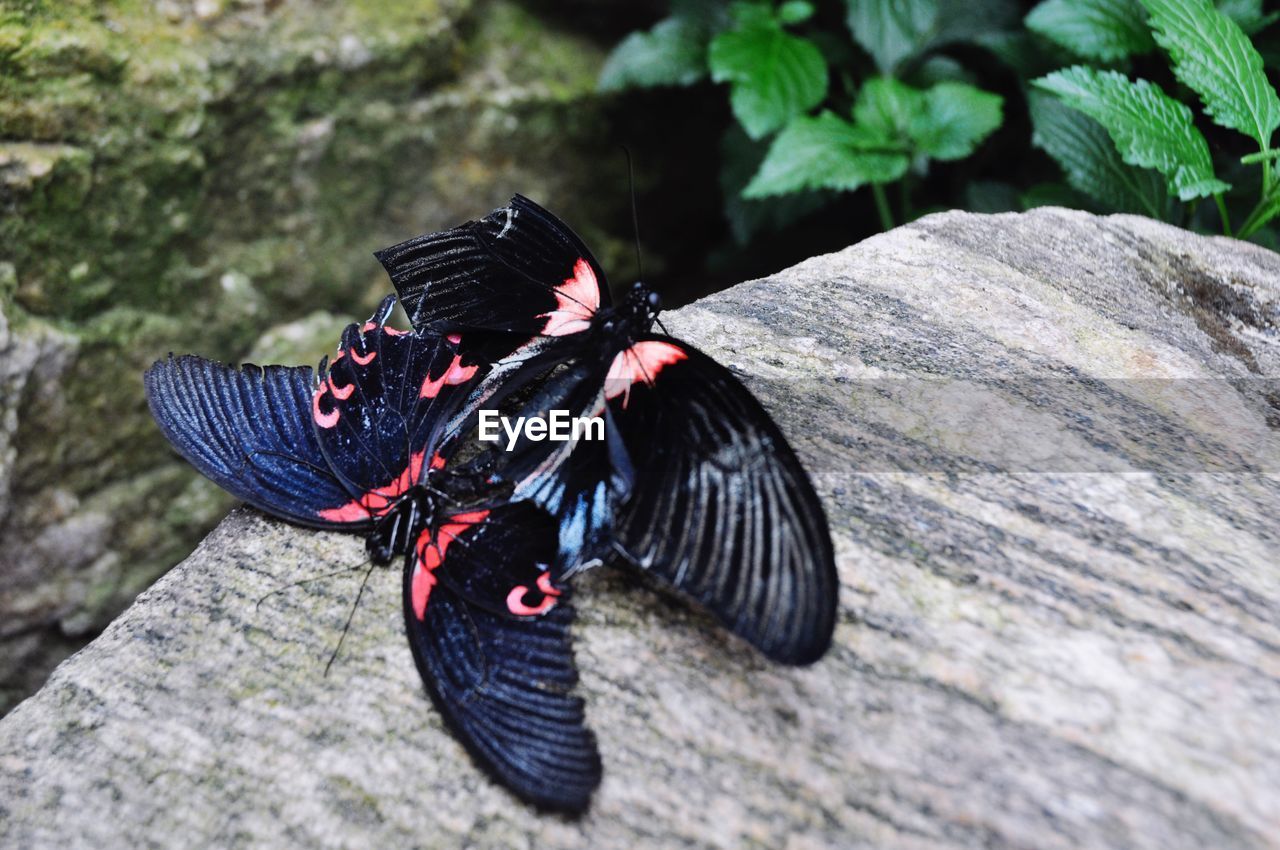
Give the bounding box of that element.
[145,355,361,529]
[374,195,609,358]
[145,296,483,529]
[604,337,838,665]
[402,502,599,813]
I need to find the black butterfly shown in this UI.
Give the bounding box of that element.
[144,296,602,812]
[375,195,838,665]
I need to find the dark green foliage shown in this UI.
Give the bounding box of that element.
[601,0,1280,244]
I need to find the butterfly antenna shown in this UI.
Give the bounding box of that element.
[254,559,372,611]
[324,558,379,677]
[622,144,644,282]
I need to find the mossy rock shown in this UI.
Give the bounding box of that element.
[0,0,629,713]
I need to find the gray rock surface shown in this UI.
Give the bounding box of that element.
[2,208,1278,849]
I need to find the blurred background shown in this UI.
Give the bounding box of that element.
[2,0,1276,713]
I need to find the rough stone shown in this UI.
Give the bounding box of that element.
[0,0,630,711]
[1,208,1277,849]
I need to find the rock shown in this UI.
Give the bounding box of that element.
[0,0,634,711]
[1,208,1277,849]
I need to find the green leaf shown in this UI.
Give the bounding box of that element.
[909,82,1003,160]
[710,4,829,139]
[778,1,816,24]
[1025,0,1155,61]
[845,0,1020,73]
[599,16,709,91]
[1034,66,1230,200]
[743,112,909,197]
[853,77,924,140]
[851,77,1001,161]
[845,0,938,73]
[1216,0,1280,35]
[1140,0,1280,149]
[1029,91,1170,216]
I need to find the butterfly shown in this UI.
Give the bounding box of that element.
[144,295,602,813]
[375,195,838,666]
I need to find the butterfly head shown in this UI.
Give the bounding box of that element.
[606,281,661,340]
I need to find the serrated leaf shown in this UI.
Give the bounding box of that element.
[1216,0,1280,35]
[853,76,924,139]
[845,0,939,72]
[599,16,709,91]
[1141,0,1280,148]
[1025,0,1155,61]
[710,4,828,139]
[1029,91,1170,215]
[1034,66,1230,200]
[743,112,909,197]
[845,0,1021,73]
[909,82,1003,160]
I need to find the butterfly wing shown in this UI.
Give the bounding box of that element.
[606,336,838,665]
[306,296,485,524]
[147,296,485,530]
[374,195,609,354]
[145,355,363,529]
[476,358,634,577]
[417,501,568,618]
[403,503,600,813]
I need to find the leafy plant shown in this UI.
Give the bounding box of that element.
[1030,0,1280,237]
[600,0,1280,248]
[601,0,1008,235]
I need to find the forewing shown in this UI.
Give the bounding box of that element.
[374,195,609,354]
[607,337,838,665]
[402,507,600,813]
[144,355,360,528]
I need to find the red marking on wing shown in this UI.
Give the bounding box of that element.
[312,384,340,429]
[538,258,599,337]
[604,341,688,409]
[410,509,492,619]
[351,349,377,366]
[429,452,447,471]
[507,568,561,617]
[329,378,354,400]
[420,354,478,398]
[316,450,427,523]
[360,320,407,337]
[446,332,462,345]
[536,571,560,596]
